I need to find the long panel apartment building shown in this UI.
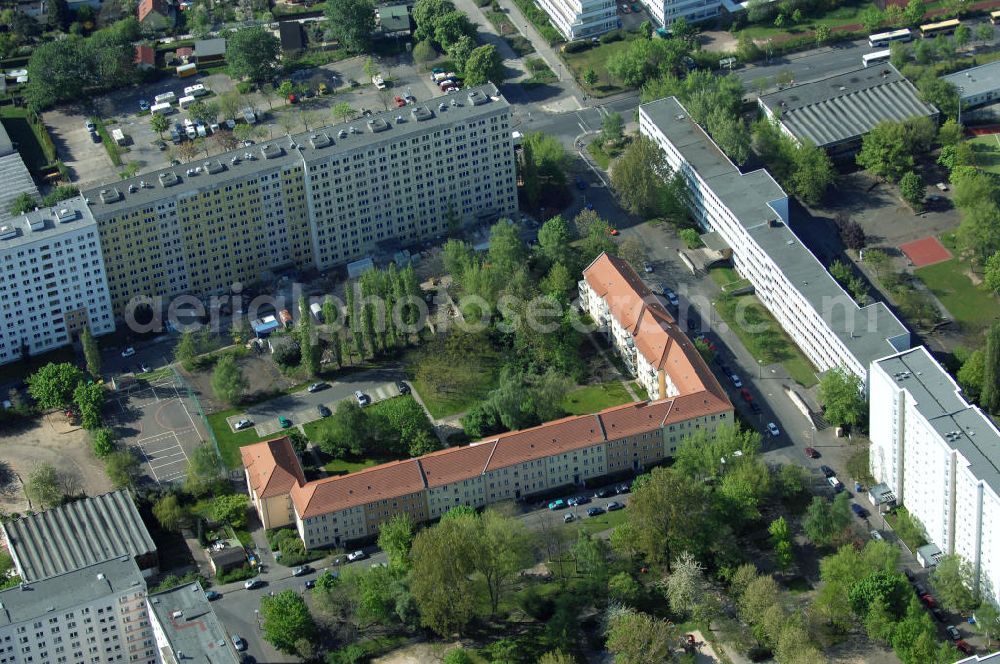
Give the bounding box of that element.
[639,96,911,385]
[0,196,114,364]
[638,0,720,29]
[536,0,618,40]
[870,346,1000,606]
[243,258,731,548]
[81,85,517,317]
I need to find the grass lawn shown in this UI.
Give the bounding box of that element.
[709,266,751,292]
[915,258,1000,332]
[587,140,614,169]
[578,506,629,535]
[562,382,634,415]
[969,134,1000,176]
[631,381,649,401]
[736,2,875,40]
[323,458,380,474]
[561,34,642,97]
[713,292,818,387]
[410,374,497,419]
[208,409,272,469]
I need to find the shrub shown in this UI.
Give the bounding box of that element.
[600,29,624,43]
[563,40,594,53]
[236,81,256,94]
[216,565,256,583]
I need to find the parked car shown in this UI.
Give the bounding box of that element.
[243,578,262,590]
[232,634,247,651]
[304,579,316,589]
[643,262,653,273]
[870,530,883,541]
[914,582,928,596]
[749,401,762,414]
[921,593,937,608]
[740,388,753,403]
[121,346,135,357]
[956,640,973,655]
[608,228,619,236]
[278,416,292,428]
[548,499,566,510]
[767,422,780,436]
[607,501,624,511]
[903,568,916,582]
[593,487,611,499]
[292,565,312,577]
[805,447,820,459]
[567,496,590,507]
[850,503,868,518]
[662,288,679,307]
[139,99,150,111]
[347,550,367,562]
[234,418,253,430]
[730,374,743,388]
[819,465,834,477]
[307,382,328,393]
[575,176,588,190]
[205,590,221,601]
[947,626,961,640]
[615,483,631,494]
[355,390,370,406]
[932,608,946,622]
[317,404,332,417]
[84,119,96,132]
[563,513,575,523]
[587,506,606,517]
[396,380,410,395]
[394,95,406,107]
[90,130,101,143]
[827,475,844,492]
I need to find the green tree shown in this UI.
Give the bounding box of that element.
[865,596,897,645]
[24,464,64,509]
[444,649,475,664]
[609,571,642,605]
[769,516,793,573]
[974,601,1000,646]
[92,427,117,458]
[413,39,436,63]
[260,590,316,655]
[857,121,915,182]
[105,450,140,488]
[583,67,598,87]
[434,11,474,51]
[25,36,91,109]
[861,6,883,32]
[938,118,964,147]
[410,512,479,635]
[523,132,571,198]
[803,495,852,546]
[849,570,910,618]
[174,330,199,370]
[28,362,84,410]
[537,214,576,269]
[448,35,474,73]
[662,550,706,616]
[904,0,924,25]
[957,348,985,401]
[153,494,186,531]
[331,101,357,124]
[463,44,504,86]
[210,494,248,528]
[211,353,247,406]
[791,140,836,205]
[186,442,221,497]
[73,382,105,429]
[413,0,456,43]
[150,112,170,139]
[976,22,994,45]
[954,23,971,50]
[602,111,624,142]
[226,26,280,83]
[610,135,678,217]
[604,607,677,663]
[931,554,977,612]
[818,366,866,429]
[815,24,832,44]
[317,398,369,456]
[81,326,101,378]
[984,321,1000,413]
[324,0,376,53]
[538,651,575,664]
[899,171,925,209]
[378,513,415,571]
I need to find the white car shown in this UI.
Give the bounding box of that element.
[354,390,369,406]
[730,374,742,388]
[870,530,883,541]
[243,578,262,590]
[347,550,366,562]
[232,634,246,651]
[643,262,653,273]
[121,347,135,358]
[234,418,252,430]
[767,422,780,437]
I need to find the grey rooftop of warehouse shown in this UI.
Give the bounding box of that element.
[149,583,241,664]
[757,65,939,148]
[942,60,1000,99]
[877,346,1000,497]
[82,84,509,215]
[641,96,910,372]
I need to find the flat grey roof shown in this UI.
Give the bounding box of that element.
[0,556,143,627]
[0,195,97,249]
[758,65,938,148]
[2,489,156,582]
[149,583,240,664]
[82,83,508,217]
[642,96,909,374]
[0,152,39,225]
[877,346,1000,499]
[195,37,226,56]
[942,60,1000,99]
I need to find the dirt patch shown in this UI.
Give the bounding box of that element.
[182,353,303,415]
[373,642,460,664]
[0,413,112,514]
[698,30,738,54]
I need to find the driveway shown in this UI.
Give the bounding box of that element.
[43,107,118,186]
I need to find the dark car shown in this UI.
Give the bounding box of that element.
[304,579,316,589]
[804,447,819,459]
[606,501,624,511]
[396,380,410,395]
[749,401,762,414]
[946,625,961,640]
[205,590,221,601]
[567,495,590,507]
[820,465,835,478]
[615,483,631,494]
[575,176,588,190]
[956,640,973,655]
[317,404,332,417]
[307,382,328,393]
[850,503,868,518]
[741,388,753,403]
[593,487,611,499]
[90,130,101,143]
[903,568,916,582]
[586,506,605,517]
[292,565,312,577]
[932,607,946,622]
[914,582,928,596]
[687,317,699,331]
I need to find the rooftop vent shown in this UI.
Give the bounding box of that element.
[128,184,137,193]
[261,144,284,160]
[99,188,122,203]
[185,168,197,176]
[97,573,105,580]
[204,160,225,174]
[244,152,256,160]
[411,106,433,122]
[28,218,45,232]
[159,172,180,187]
[368,117,390,133]
[55,207,77,223]
[467,90,487,105]
[0,225,17,240]
[310,132,332,149]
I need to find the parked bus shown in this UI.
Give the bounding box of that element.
[178,95,196,110]
[991,9,1000,24]
[920,19,960,38]
[868,28,912,47]
[863,49,892,67]
[150,102,174,115]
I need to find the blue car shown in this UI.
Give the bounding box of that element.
[547,499,566,510]
[575,176,588,190]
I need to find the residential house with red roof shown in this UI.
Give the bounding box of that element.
[134,45,156,71]
[241,438,307,529]
[137,0,175,31]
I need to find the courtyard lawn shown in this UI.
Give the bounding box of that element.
[409,367,499,420]
[915,258,1000,332]
[713,291,818,387]
[578,505,630,535]
[969,134,1000,176]
[562,382,634,415]
[561,34,643,97]
[208,409,271,469]
[323,458,380,475]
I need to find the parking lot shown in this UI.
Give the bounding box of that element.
[43,107,119,186]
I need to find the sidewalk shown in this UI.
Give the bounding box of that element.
[451,0,529,81]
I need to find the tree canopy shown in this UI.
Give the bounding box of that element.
[463,44,504,85]
[818,366,866,429]
[260,590,317,655]
[324,0,376,53]
[226,26,281,83]
[28,363,84,410]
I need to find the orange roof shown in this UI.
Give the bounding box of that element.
[485,413,606,471]
[240,437,306,499]
[420,441,496,488]
[584,252,667,331]
[134,45,155,66]
[137,0,171,20]
[291,459,427,518]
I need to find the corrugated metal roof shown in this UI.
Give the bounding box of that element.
[0,152,39,225]
[2,490,156,582]
[758,65,938,148]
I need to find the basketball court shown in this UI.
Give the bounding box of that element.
[899,236,952,268]
[109,376,208,485]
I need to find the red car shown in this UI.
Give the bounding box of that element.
[804,447,819,459]
[740,388,752,402]
[920,593,937,608]
[287,94,298,104]
[609,228,620,236]
[956,640,973,655]
[393,95,405,108]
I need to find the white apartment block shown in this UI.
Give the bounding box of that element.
[638,0,720,28]
[0,557,156,664]
[870,346,1000,606]
[639,96,910,387]
[0,196,114,364]
[536,0,618,40]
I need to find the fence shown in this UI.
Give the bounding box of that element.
[170,366,226,474]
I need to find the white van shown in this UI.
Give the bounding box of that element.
[154,91,176,105]
[184,83,208,97]
[150,102,174,115]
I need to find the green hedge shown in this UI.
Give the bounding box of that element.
[510,0,563,45]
